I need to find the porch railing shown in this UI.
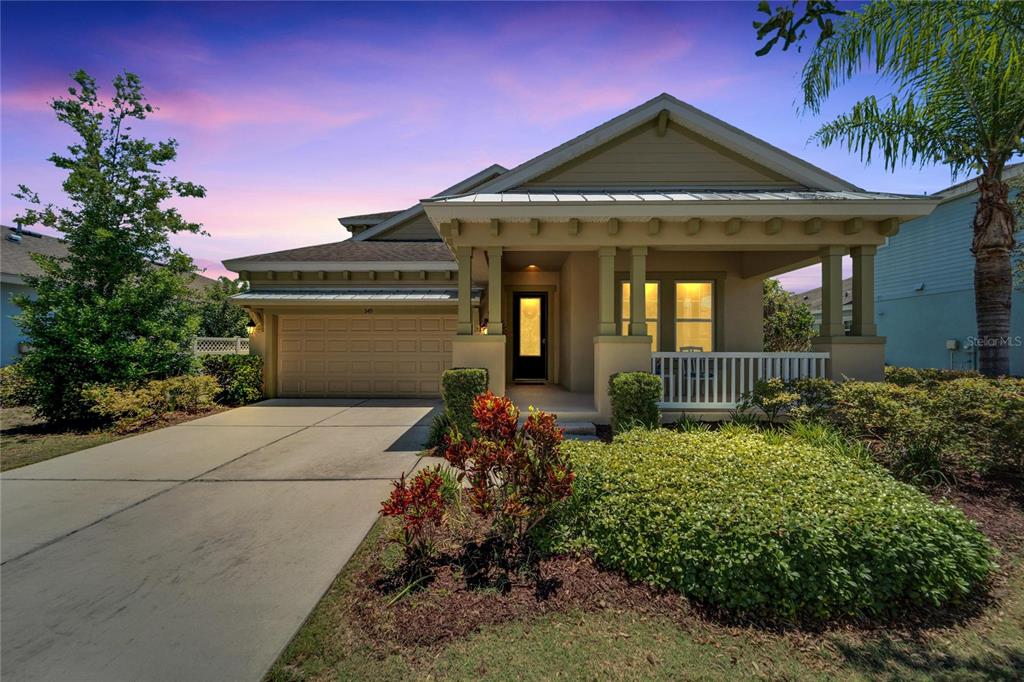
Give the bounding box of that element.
[651,352,829,409]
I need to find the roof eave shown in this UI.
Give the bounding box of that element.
[221,260,457,274]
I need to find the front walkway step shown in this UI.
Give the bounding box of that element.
[558,421,597,436]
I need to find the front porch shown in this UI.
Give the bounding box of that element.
[426,195,932,422]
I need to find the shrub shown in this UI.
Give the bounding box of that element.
[885,366,983,386]
[827,378,1024,482]
[201,354,263,405]
[553,427,995,619]
[608,371,661,433]
[443,392,573,569]
[0,362,35,408]
[380,465,449,569]
[425,411,452,450]
[82,374,219,432]
[736,378,800,423]
[441,368,488,439]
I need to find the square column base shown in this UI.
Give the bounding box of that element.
[811,336,886,381]
[593,335,653,421]
[451,335,506,395]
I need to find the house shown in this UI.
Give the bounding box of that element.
[799,277,853,332]
[1,226,218,366]
[224,93,938,420]
[875,164,1023,374]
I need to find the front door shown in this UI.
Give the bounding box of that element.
[512,292,548,382]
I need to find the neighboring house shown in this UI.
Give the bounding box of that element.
[1,229,68,366]
[0,226,218,366]
[224,93,937,419]
[800,277,853,333]
[875,164,1023,375]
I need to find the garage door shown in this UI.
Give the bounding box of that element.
[277,314,455,397]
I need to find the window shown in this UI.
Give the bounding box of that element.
[675,281,713,351]
[621,281,659,352]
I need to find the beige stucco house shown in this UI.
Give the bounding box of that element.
[224,94,938,421]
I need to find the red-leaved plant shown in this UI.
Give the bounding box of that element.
[380,465,447,566]
[444,391,574,567]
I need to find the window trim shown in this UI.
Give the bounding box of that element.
[673,279,715,352]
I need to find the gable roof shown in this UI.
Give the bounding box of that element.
[1,227,218,289]
[353,164,507,241]
[223,240,455,272]
[454,93,859,196]
[1,230,69,281]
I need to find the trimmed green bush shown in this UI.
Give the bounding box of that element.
[885,365,982,386]
[201,355,264,406]
[441,368,488,438]
[608,371,661,433]
[827,378,1024,480]
[82,375,220,432]
[0,362,35,408]
[552,427,995,619]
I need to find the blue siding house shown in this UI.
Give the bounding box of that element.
[875,165,1023,375]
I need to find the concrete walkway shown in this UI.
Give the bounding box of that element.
[1,398,439,681]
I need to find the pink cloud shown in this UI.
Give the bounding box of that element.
[149,88,375,132]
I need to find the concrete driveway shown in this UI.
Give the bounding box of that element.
[1,398,439,682]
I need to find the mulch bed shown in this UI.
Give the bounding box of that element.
[346,478,1024,656]
[352,552,690,651]
[932,476,1024,555]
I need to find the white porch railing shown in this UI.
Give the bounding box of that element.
[651,352,829,409]
[193,336,250,355]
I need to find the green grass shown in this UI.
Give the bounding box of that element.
[0,405,224,471]
[0,406,123,471]
[267,519,1024,682]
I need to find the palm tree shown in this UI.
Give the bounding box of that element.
[798,1,1024,376]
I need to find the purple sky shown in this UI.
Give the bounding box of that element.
[2,1,959,291]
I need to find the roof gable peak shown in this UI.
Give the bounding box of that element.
[463,93,859,195]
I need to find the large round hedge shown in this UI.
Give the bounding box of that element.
[556,426,995,619]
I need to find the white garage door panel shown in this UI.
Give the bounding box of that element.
[277,314,455,398]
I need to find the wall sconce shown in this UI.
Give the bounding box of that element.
[246,319,258,335]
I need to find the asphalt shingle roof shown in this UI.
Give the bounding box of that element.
[225,240,454,265]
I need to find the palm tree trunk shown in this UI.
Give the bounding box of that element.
[972,170,1015,377]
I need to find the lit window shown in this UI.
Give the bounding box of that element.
[675,282,713,351]
[621,281,659,351]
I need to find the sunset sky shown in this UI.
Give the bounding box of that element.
[2,1,959,291]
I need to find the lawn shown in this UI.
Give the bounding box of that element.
[0,405,224,471]
[267,484,1024,682]
[0,406,124,471]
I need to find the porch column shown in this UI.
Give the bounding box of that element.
[850,245,877,336]
[819,246,845,338]
[456,246,473,335]
[486,246,503,335]
[598,246,617,335]
[629,246,648,336]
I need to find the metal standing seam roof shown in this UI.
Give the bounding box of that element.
[232,288,480,302]
[424,189,930,204]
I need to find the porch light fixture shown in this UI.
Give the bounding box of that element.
[246,319,257,335]
[525,264,540,272]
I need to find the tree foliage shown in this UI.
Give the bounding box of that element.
[12,70,207,421]
[196,276,250,337]
[763,279,816,352]
[753,0,844,56]
[762,1,1024,376]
